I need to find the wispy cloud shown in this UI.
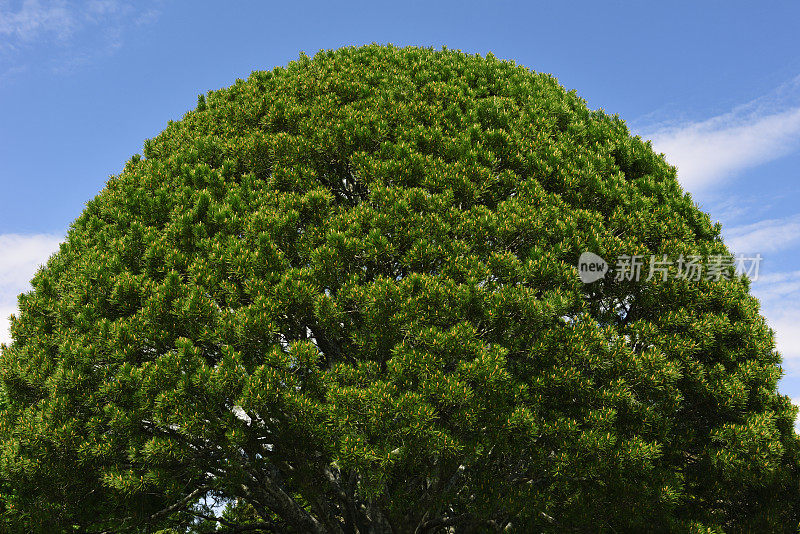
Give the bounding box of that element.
[724,213,800,254]
[639,77,800,191]
[703,195,769,226]
[792,398,800,431]
[753,270,800,300]
[0,233,62,345]
[768,312,800,363]
[0,0,163,76]
[0,0,76,42]
[752,271,800,375]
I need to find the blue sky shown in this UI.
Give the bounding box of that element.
[1,1,799,398]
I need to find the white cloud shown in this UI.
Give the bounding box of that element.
[770,313,800,362]
[0,0,162,75]
[751,271,800,375]
[765,307,800,378]
[0,233,62,346]
[724,213,800,254]
[704,195,763,226]
[792,398,800,431]
[640,77,800,191]
[0,306,17,346]
[0,0,78,41]
[752,270,800,300]
[649,108,800,191]
[86,0,122,17]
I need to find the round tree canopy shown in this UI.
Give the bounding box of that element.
[1,44,798,533]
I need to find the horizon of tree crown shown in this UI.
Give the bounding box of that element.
[1,44,799,533]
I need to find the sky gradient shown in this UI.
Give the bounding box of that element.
[1,1,799,398]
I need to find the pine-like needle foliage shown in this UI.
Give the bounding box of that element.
[1,45,799,533]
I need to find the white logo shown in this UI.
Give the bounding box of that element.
[578,252,608,283]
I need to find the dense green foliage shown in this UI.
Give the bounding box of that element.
[1,45,799,532]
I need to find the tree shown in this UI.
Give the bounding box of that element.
[1,44,798,533]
